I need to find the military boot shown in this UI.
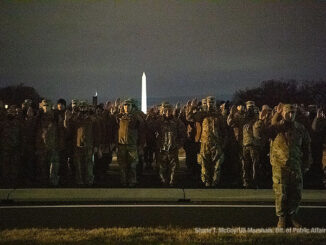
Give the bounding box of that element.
[290,215,302,228]
[277,216,286,229]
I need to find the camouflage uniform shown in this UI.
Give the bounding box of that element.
[183,100,205,180]
[0,106,22,186]
[21,106,37,184]
[187,96,225,187]
[227,101,261,188]
[94,107,117,183]
[65,103,99,186]
[312,113,326,187]
[35,100,60,186]
[144,109,159,170]
[55,99,70,185]
[154,103,186,186]
[116,99,145,187]
[268,104,312,227]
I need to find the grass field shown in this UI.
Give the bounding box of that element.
[1,227,326,245]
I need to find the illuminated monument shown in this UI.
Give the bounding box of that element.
[141,72,147,114]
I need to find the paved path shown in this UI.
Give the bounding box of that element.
[0,203,325,229]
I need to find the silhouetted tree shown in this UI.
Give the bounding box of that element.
[0,83,41,106]
[232,80,326,107]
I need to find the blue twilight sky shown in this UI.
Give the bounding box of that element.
[0,0,326,102]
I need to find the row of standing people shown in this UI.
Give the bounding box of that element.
[0,97,325,190]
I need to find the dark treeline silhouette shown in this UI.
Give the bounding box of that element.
[0,83,41,106]
[232,80,326,107]
[1,80,326,108]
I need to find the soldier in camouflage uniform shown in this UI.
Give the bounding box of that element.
[21,103,37,185]
[227,101,262,188]
[144,107,159,170]
[268,103,312,228]
[187,96,225,187]
[65,101,99,186]
[0,106,22,187]
[183,100,203,182]
[55,98,70,186]
[35,99,60,186]
[154,102,186,186]
[94,101,117,184]
[116,99,145,187]
[312,108,326,188]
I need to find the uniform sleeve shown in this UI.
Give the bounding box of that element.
[302,128,313,171]
[227,112,241,128]
[312,117,326,133]
[137,115,146,148]
[186,108,203,122]
[177,119,187,149]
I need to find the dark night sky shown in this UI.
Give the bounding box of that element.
[0,0,326,102]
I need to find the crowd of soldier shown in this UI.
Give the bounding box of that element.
[0,97,325,190]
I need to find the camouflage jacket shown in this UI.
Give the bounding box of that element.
[227,112,261,147]
[66,112,99,149]
[35,111,58,151]
[153,115,186,152]
[312,117,326,148]
[268,113,312,171]
[187,109,225,146]
[116,111,145,147]
[0,117,22,154]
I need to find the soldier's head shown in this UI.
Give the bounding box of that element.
[206,96,215,111]
[246,101,255,110]
[237,105,245,113]
[57,98,66,111]
[161,103,173,118]
[261,104,270,111]
[40,99,52,113]
[246,101,256,116]
[71,99,79,109]
[78,101,88,113]
[7,105,17,119]
[22,99,32,110]
[104,100,111,111]
[123,99,134,114]
[282,104,297,122]
[160,101,169,115]
[201,98,207,111]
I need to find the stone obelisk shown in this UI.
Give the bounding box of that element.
[141,72,147,114]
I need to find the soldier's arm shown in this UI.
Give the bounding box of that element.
[253,119,263,141]
[312,116,326,133]
[137,115,146,149]
[227,111,241,128]
[302,128,313,172]
[177,119,187,149]
[92,117,102,149]
[186,106,203,123]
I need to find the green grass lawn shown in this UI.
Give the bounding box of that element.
[1,227,326,245]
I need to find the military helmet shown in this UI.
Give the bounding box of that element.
[40,99,52,107]
[79,100,88,107]
[261,104,271,111]
[246,101,255,107]
[23,99,32,105]
[123,98,136,106]
[7,105,17,115]
[282,104,296,113]
[71,99,79,107]
[161,102,172,109]
[57,98,66,107]
[206,96,215,102]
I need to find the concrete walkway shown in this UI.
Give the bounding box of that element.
[1,189,325,203]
